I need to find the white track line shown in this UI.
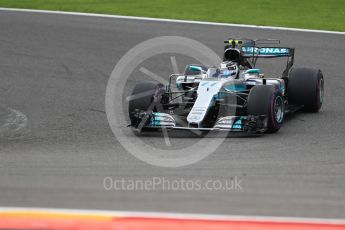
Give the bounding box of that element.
[1,207,345,225]
[0,7,344,35]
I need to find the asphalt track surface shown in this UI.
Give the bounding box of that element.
[0,10,345,219]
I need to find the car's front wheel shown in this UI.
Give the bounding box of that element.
[128,81,165,128]
[247,85,285,133]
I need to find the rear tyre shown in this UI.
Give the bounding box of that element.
[287,68,324,112]
[247,85,285,133]
[128,81,164,128]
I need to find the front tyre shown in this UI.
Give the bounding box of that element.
[247,85,285,133]
[128,81,165,128]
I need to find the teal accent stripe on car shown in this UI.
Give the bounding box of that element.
[224,84,247,91]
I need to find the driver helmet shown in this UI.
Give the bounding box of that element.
[219,61,239,78]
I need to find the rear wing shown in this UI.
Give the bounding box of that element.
[224,38,295,77]
[241,46,294,58]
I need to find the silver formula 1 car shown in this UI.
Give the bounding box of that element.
[128,38,324,133]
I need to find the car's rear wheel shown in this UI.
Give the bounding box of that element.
[128,81,164,128]
[247,85,285,133]
[287,68,324,112]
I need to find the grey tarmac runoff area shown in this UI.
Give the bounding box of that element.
[0,9,345,219]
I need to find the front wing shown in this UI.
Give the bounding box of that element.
[131,112,268,133]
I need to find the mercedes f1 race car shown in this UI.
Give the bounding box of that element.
[128,38,324,133]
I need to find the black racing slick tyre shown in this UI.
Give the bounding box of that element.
[247,85,285,133]
[128,81,164,127]
[287,68,324,112]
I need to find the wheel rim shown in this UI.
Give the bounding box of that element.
[274,96,284,123]
[319,78,324,104]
